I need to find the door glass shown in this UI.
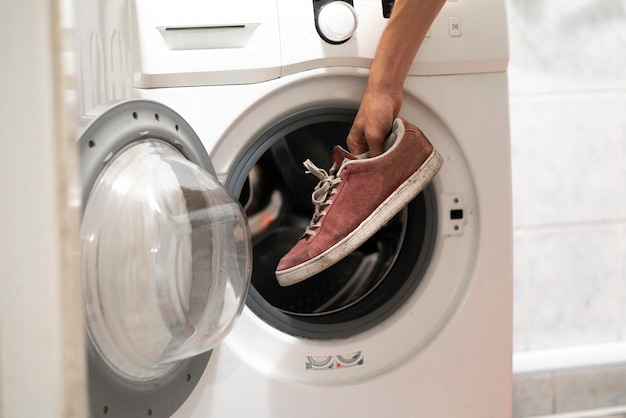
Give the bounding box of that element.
[81,140,251,380]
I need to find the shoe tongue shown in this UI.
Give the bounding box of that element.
[331,146,356,167]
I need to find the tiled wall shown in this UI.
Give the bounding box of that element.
[508,0,626,352]
[508,0,626,416]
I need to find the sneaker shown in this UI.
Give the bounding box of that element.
[275,118,443,287]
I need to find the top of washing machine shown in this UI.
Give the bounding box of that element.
[133,0,509,88]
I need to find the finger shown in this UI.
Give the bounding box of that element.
[346,129,368,155]
[367,140,384,157]
[363,121,390,157]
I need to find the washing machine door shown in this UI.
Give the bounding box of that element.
[78,99,252,417]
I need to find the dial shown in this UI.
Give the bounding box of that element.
[316,1,358,43]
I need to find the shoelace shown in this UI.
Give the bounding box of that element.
[302,159,342,237]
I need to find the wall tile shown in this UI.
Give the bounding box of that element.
[555,364,626,413]
[513,372,554,417]
[514,233,531,351]
[620,225,626,340]
[507,0,626,96]
[620,94,626,219]
[510,93,621,228]
[510,97,531,228]
[515,226,620,350]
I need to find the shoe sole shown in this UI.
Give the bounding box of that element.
[276,149,443,287]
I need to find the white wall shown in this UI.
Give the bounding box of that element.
[509,1,626,416]
[509,0,626,353]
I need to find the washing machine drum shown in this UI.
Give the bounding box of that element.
[78,100,251,416]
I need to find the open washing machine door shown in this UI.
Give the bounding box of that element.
[78,99,252,417]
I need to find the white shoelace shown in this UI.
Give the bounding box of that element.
[302,159,342,237]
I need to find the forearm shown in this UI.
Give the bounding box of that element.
[367,0,447,108]
[347,0,446,156]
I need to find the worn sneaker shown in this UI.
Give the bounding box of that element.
[275,118,443,287]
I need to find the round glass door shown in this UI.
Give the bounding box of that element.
[81,138,251,381]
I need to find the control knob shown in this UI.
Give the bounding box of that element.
[316,1,358,44]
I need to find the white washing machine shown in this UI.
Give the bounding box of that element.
[73,0,512,417]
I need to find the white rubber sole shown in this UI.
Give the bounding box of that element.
[276,150,443,287]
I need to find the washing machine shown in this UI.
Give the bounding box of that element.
[73,0,512,417]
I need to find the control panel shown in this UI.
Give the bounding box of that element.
[279,0,509,77]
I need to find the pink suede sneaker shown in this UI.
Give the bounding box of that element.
[275,118,443,287]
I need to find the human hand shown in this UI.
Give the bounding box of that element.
[346,89,401,157]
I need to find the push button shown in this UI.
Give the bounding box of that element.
[448,16,462,37]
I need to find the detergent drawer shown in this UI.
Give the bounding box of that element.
[133,0,281,87]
